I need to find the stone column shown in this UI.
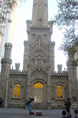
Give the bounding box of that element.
[26,63,31,99]
[4,77,9,107]
[1,43,12,107]
[67,61,75,100]
[49,41,55,71]
[47,65,51,109]
[76,64,78,109]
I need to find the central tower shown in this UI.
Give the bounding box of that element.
[23,0,55,72]
[32,0,48,27]
[23,0,55,108]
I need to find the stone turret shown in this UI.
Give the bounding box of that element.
[1,43,12,107]
[15,63,20,70]
[57,64,62,73]
[23,40,29,71]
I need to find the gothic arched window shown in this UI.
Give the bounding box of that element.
[38,18,42,26]
[14,84,20,97]
[57,85,63,98]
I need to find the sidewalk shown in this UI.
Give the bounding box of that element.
[0,108,75,118]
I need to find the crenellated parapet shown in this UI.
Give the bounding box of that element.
[5,43,12,49]
[10,69,27,75]
[51,71,68,76]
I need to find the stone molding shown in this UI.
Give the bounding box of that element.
[30,26,50,30]
[1,58,12,64]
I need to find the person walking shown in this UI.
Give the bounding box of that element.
[0,97,3,107]
[25,97,34,115]
[64,98,71,118]
[74,110,78,118]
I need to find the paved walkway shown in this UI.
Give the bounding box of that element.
[0,108,75,118]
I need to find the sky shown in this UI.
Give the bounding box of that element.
[11,0,67,71]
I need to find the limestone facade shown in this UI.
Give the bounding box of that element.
[0,0,78,109]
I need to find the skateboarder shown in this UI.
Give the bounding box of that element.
[25,97,34,115]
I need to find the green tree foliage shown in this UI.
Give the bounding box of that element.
[0,0,26,36]
[55,0,78,53]
[0,0,17,36]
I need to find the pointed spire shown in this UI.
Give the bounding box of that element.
[32,0,48,27]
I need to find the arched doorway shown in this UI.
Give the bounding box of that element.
[34,82,43,103]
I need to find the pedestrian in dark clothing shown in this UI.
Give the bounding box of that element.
[0,97,3,107]
[64,98,71,118]
[62,110,68,118]
[74,110,78,118]
[25,97,34,114]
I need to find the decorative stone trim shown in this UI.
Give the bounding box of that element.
[1,58,12,64]
[30,26,50,30]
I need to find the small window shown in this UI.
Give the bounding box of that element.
[14,84,20,98]
[38,18,42,26]
[57,85,63,98]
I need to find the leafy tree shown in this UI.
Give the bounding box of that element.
[0,0,17,36]
[0,0,26,36]
[55,0,78,55]
[0,0,26,66]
